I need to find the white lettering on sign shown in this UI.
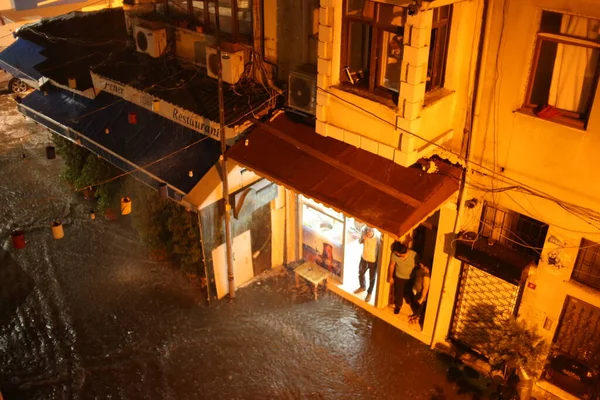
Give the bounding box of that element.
[91,72,236,140]
[172,107,220,139]
[102,80,125,96]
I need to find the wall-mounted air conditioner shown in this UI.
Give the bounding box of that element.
[288,67,317,116]
[206,46,244,85]
[134,23,167,58]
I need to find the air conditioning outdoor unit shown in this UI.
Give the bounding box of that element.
[206,46,244,84]
[134,23,167,58]
[288,68,317,116]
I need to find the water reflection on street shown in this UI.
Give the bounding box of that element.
[0,93,483,399]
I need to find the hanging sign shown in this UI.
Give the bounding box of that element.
[91,72,243,140]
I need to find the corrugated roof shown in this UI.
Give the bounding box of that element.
[92,49,273,127]
[228,113,462,238]
[20,88,221,194]
[15,8,127,91]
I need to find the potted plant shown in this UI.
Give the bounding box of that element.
[481,316,550,399]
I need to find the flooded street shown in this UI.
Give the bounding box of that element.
[0,92,487,400]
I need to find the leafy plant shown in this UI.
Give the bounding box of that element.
[53,137,205,278]
[481,317,549,381]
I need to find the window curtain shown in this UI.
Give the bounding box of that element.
[548,15,600,114]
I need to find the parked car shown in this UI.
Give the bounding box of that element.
[0,69,30,93]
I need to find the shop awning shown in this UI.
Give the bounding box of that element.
[0,38,47,88]
[228,113,462,239]
[19,89,222,207]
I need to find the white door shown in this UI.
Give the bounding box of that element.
[212,230,254,299]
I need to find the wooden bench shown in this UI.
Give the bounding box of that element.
[294,261,330,300]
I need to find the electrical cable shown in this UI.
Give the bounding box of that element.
[73,133,211,192]
[317,85,600,230]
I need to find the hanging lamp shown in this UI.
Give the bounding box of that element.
[46,146,56,160]
[128,112,137,124]
[158,183,168,199]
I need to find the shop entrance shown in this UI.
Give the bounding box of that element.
[388,211,440,324]
[298,196,380,305]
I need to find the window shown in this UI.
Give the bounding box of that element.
[572,238,600,290]
[341,2,452,99]
[526,11,600,125]
[341,0,406,94]
[427,5,452,92]
[192,0,252,42]
[480,203,548,262]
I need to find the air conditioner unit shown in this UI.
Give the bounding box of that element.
[206,47,244,84]
[134,23,167,58]
[288,68,317,116]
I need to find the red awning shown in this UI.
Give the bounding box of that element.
[228,113,462,238]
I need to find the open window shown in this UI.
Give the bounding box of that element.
[525,11,600,128]
[191,0,253,43]
[340,1,452,103]
[340,0,406,97]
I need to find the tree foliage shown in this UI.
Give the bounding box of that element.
[54,136,204,276]
[480,316,550,380]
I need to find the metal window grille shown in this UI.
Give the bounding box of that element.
[480,203,549,262]
[554,296,600,368]
[572,239,600,291]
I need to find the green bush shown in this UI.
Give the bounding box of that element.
[53,136,205,277]
[52,136,120,212]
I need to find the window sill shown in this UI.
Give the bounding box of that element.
[423,88,454,108]
[332,83,398,111]
[516,106,587,131]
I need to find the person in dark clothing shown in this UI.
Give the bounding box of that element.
[387,242,419,314]
[409,263,431,324]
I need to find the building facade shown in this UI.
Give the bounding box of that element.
[432,0,600,399]
[4,0,600,397]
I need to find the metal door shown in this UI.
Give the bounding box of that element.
[450,263,521,351]
[545,296,600,400]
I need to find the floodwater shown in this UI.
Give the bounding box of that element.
[0,92,489,399]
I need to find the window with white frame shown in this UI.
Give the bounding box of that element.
[526,11,600,126]
[340,1,452,101]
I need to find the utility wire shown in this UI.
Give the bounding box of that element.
[317,86,600,230]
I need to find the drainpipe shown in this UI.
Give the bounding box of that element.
[214,5,236,300]
[430,0,492,348]
[197,209,211,305]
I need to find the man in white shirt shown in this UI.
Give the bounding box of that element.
[354,226,378,302]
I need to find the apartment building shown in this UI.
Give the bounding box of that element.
[435,0,600,398]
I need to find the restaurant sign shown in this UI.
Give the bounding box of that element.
[91,72,237,140]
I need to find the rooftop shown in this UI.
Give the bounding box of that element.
[93,48,275,127]
[15,8,127,91]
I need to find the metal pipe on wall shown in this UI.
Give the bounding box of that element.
[214,3,236,300]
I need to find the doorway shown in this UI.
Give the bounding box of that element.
[212,230,254,299]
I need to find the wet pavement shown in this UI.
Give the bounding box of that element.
[0,92,490,399]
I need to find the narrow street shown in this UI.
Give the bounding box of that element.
[0,91,489,399]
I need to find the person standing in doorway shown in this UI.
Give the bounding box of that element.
[409,263,431,324]
[354,226,378,303]
[388,242,419,314]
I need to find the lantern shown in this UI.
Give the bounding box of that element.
[128,112,137,124]
[121,197,132,215]
[46,146,56,160]
[51,220,64,240]
[158,183,168,199]
[11,230,25,249]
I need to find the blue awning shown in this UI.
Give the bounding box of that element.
[0,39,47,88]
[19,89,222,201]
